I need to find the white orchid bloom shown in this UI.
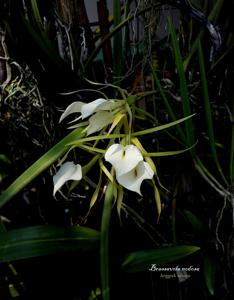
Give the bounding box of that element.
[116,161,154,195]
[59,98,124,122]
[105,143,154,194]
[59,98,106,122]
[59,98,125,135]
[105,144,143,177]
[53,161,82,196]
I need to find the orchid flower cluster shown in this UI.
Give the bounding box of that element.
[53,95,155,197]
[53,88,191,214]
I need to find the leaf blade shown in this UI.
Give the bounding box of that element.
[0,225,99,262]
[122,245,200,273]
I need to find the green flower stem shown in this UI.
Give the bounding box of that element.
[125,103,133,144]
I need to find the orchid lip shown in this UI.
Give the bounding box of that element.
[105,144,143,177]
[116,161,154,195]
[53,161,82,196]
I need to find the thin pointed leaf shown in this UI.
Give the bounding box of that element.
[99,159,114,183]
[198,41,227,184]
[149,62,185,141]
[117,185,124,219]
[107,112,125,134]
[144,144,196,157]
[168,17,195,152]
[31,0,43,30]
[132,114,195,137]
[153,181,161,221]
[204,254,216,295]
[89,169,103,210]
[181,209,205,236]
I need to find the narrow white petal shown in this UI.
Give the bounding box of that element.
[81,98,108,119]
[59,102,84,123]
[85,111,114,135]
[105,144,143,176]
[116,161,154,195]
[53,161,82,195]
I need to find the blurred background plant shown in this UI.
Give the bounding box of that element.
[0,0,234,299]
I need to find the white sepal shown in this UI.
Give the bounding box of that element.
[59,102,83,123]
[80,98,108,119]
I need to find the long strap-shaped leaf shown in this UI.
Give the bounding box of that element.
[100,182,115,300]
[149,61,186,142]
[0,128,84,208]
[122,245,200,273]
[198,41,227,184]
[0,225,99,262]
[168,17,195,153]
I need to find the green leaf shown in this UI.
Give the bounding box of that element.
[132,114,195,137]
[21,16,62,66]
[181,210,205,235]
[31,0,43,30]
[144,143,196,157]
[100,183,115,300]
[204,254,216,295]
[149,62,185,141]
[0,128,84,208]
[0,154,11,164]
[168,17,195,152]
[197,41,227,184]
[153,181,161,221]
[0,225,99,262]
[122,245,200,273]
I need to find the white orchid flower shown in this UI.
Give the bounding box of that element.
[105,143,154,194]
[105,144,143,177]
[116,161,154,195]
[59,98,125,135]
[59,98,107,122]
[53,161,82,196]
